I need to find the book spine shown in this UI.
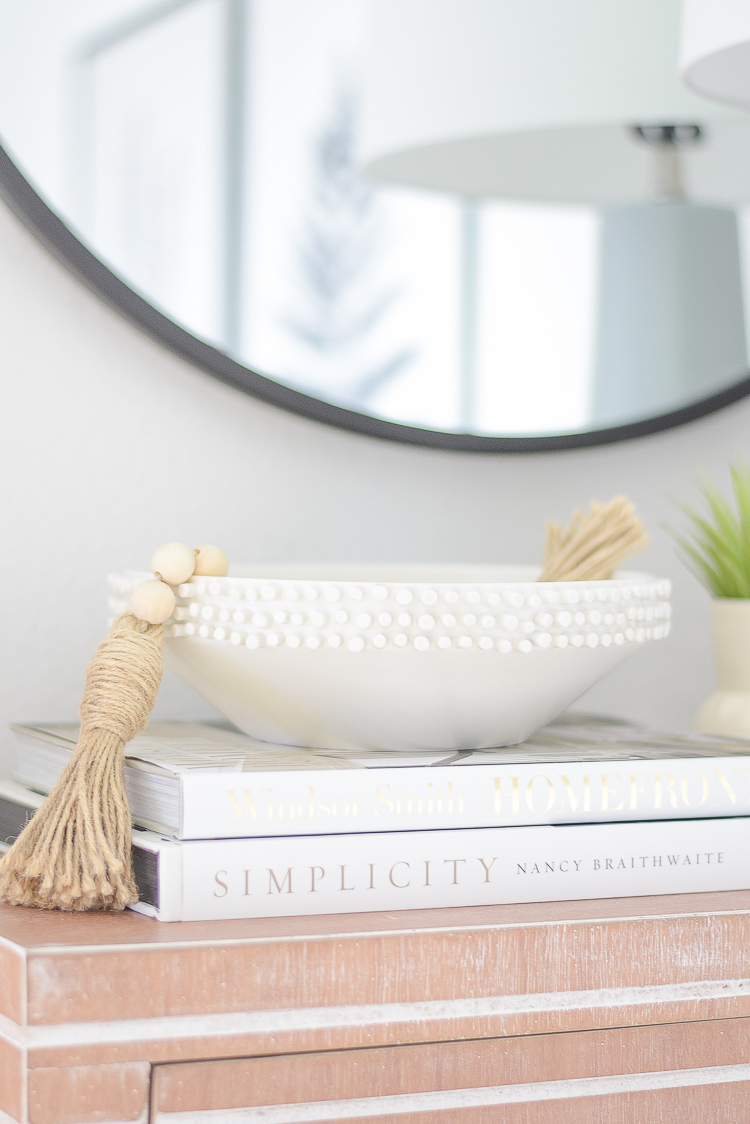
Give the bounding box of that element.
[178,755,750,839]
[164,815,750,922]
[152,837,184,921]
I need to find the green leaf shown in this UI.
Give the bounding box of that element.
[732,463,750,595]
[668,460,750,598]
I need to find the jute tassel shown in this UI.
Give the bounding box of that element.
[0,612,163,911]
[539,495,649,582]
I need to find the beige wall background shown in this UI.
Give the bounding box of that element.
[0,194,747,765]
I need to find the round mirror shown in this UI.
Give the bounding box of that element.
[2,0,750,450]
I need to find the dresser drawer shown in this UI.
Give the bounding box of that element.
[152,1016,750,1123]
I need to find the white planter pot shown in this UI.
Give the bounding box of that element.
[695,599,750,738]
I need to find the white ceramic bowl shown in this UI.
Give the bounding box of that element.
[108,565,671,751]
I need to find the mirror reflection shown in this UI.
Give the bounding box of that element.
[2,0,750,438]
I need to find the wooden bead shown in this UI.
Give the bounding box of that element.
[151,542,196,586]
[193,544,229,576]
[131,580,175,625]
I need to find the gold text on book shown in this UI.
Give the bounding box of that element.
[225,768,750,825]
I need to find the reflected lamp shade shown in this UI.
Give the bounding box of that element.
[680,0,750,110]
[360,0,750,426]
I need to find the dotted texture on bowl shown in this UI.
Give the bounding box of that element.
[108,573,671,654]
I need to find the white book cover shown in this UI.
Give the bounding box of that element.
[136,814,750,921]
[0,779,747,922]
[11,715,750,839]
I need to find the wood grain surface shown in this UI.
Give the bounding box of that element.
[2,892,750,1122]
[28,1063,149,1124]
[152,1082,750,1124]
[10,897,750,1029]
[153,1018,750,1110]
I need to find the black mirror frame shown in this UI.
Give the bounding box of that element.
[3,140,750,453]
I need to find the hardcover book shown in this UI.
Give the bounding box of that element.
[11,715,750,839]
[0,779,747,922]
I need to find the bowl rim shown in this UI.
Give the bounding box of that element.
[116,564,667,591]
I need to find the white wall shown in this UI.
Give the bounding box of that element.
[0,193,746,766]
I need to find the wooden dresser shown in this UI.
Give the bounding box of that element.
[2,891,750,1123]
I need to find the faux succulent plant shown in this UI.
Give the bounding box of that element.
[671,460,750,598]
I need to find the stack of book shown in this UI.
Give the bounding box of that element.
[3,714,750,921]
